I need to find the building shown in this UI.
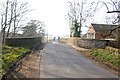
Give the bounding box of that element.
[86,23,118,40]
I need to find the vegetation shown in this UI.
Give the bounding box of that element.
[66,0,99,37]
[80,47,120,68]
[0,45,31,73]
[90,48,119,66]
[22,20,45,38]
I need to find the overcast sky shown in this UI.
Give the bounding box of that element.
[26,0,101,37]
[1,0,115,37]
[25,0,70,37]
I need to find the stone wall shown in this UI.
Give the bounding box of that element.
[5,37,42,47]
[74,39,108,49]
[61,38,109,49]
[108,40,119,49]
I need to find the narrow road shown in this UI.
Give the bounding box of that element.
[40,43,118,78]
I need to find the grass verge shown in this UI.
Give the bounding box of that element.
[0,45,31,74]
[79,48,120,75]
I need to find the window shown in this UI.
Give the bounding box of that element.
[88,33,94,39]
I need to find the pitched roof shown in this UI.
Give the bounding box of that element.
[91,23,118,32]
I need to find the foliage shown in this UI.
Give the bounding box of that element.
[1,45,30,73]
[22,20,45,37]
[73,20,81,37]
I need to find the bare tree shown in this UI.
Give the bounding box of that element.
[0,0,31,44]
[96,0,120,24]
[67,0,98,37]
[13,0,17,37]
[107,0,120,24]
[105,14,117,24]
[6,1,14,37]
[1,0,9,44]
[96,0,120,40]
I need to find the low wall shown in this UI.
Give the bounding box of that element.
[5,37,42,47]
[108,41,119,49]
[61,37,109,49]
[74,39,108,49]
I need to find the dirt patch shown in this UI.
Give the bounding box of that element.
[7,50,42,78]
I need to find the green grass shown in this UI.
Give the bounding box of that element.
[91,49,120,66]
[82,48,120,67]
[0,45,31,73]
[20,45,33,50]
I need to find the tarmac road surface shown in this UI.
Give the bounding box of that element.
[40,42,118,78]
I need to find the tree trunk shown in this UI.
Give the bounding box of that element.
[2,0,9,44]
